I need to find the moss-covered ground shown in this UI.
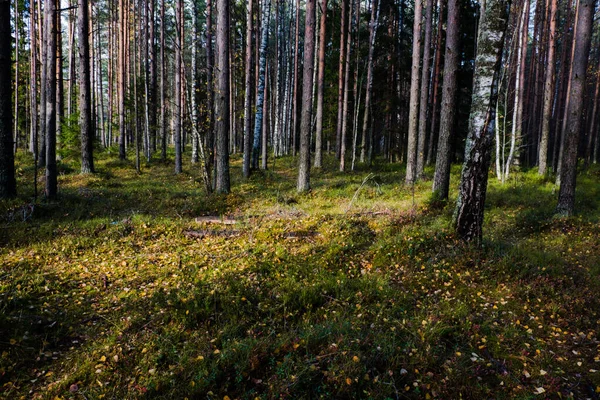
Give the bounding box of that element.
[1,150,600,399]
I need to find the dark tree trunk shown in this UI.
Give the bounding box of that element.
[174,0,183,174]
[556,0,595,216]
[215,0,230,193]
[297,0,316,192]
[45,0,58,199]
[314,0,328,168]
[79,0,95,174]
[431,0,459,200]
[243,0,254,178]
[454,0,509,241]
[0,0,16,198]
[335,0,348,159]
[405,0,423,184]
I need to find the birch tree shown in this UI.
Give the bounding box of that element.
[454,0,509,241]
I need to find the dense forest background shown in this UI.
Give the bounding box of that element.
[2,0,600,398]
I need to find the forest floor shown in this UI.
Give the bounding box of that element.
[1,150,600,399]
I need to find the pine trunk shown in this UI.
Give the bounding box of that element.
[297,0,316,192]
[79,0,95,174]
[556,0,595,216]
[314,0,328,168]
[0,0,16,198]
[215,0,231,193]
[405,0,423,184]
[431,0,459,200]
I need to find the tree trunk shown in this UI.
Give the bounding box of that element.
[29,0,37,155]
[339,0,354,172]
[538,0,557,175]
[405,0,423,184]
[79,0,95,174]
[314,0,328,168]
[360,0,379,165]
[252,0,271,170]
[297,0,316,192]
[335,0,348,159]
[585,65,600,166]
[160,0,167,160]
[45,0,58,199]
[431,0,459,200]
[118,0,127,159]
[206,0,215,172]
[504,0,529,182]
[454,0,509,241]
[215,0,231,193]
[0,0,16,198]
[556,0,595,216]
[243,0,255,178]
[426,0,445,166]
[174,0,182,174]
[416,0,433,179]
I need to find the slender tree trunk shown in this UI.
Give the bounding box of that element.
[29,0,37,155]
[206,0,215,172]
[297,0,316,192]
[339,0,354,172]
[504,0,529,181]
[416,0,433,179]
[314,0,328,168]
[79,0,94,173]
[405,0,423,184]
[243,0,255,178]
[556,0,595,216]
[13,0,18,154]
[360,0,379,165]
[38,0,46,167]
[160,0,167,160]
[174,0,182,174]
[585,65,600,166]
[454,0,509,241]
[118,0,127,159]
[55,7,63,155]
[215,0,231,193]
[0,0,16,198]
[427,0,445,166]
[252,0,271,169]
[335,0,348,159]
[431,0,459,200]
[45,0,58,199]
[538,0,558,175]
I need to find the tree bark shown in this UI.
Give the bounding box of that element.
[416,0,434,179]
[454,0,509,241]
[360,0,380,165]
[297,0,316,192]
[538,0,558,175]
[405,0,423,184]
[252,0,271,170]
[215,0,231,193]
[174,0,183,174]
[79,0,95,174]
[118,0,127,159]
[335,0,348,159]
[243,0,254,178]
[504,0,529,181]
[314,0,328,168]
[0,0,16,198]
[339,0,354,172]
[45,0,58,199]
[556,0,595,216]
[431,0,459,200]
[426,0,445,166]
